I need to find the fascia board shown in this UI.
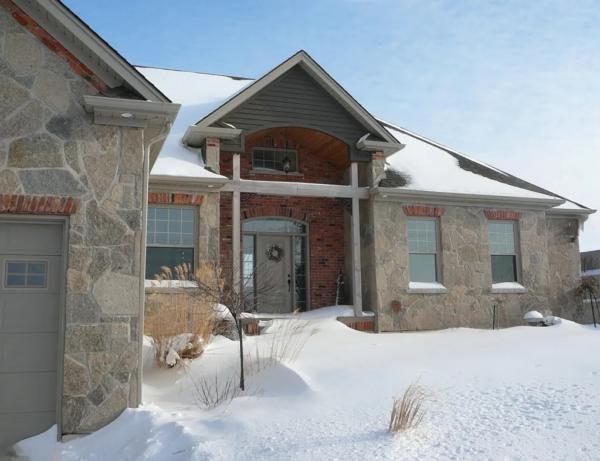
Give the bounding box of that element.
[546,208,596,218]
[196,51,400,145]
[371,187,566,210]
[149,175,227,192]
[357,139,405,156]
[182,126,242,145]
[197,53,304,128]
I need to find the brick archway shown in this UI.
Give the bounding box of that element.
[241,206,313,223]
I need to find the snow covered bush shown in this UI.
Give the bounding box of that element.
[389,380,431,434]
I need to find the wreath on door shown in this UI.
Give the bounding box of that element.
[266,244,284,263]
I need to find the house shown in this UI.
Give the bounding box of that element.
[0,0,180,455]
[0,0,595,454]
[581,249,600,281]
[139,52,594,334]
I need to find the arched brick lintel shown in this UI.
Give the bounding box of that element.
[0,194,81,215]
[483,210,522,220]
[242,206,313,224]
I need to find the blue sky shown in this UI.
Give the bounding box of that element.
[66,0,600,251]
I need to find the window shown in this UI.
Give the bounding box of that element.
[5,261,47,288]
[407,218,439,283]
[488,222,518,283]
[146,206,195,280]
[252,148,298,173]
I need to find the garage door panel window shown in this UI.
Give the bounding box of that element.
[5,261,47,288]
[146,206,196,280]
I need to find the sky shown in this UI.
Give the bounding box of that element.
[65,0,600,251]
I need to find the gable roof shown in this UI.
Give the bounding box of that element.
[14,0,171,102]
[139,64,593,215]
[185,50,400,148]
[381,120,593,212]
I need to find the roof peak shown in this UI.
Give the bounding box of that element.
[134,65,253,82]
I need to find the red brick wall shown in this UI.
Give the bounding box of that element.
[219,133,348,310]
[0,0,108,91]
[0,194,80,214]
[220,194,346,310]
[220,133,346,185]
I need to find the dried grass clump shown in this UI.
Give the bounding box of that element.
[389,381,432,434]
[145,265,217,368]
[243,317,318,375]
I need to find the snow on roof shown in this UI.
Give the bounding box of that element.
[381,122,559,200]
[135,67,252,178]
[135,66,590,212]
[552,200,591,212]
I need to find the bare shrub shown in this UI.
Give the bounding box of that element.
[389,380,432,434]
[190,371,263,410]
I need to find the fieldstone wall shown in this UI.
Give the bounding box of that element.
[199,192,220,265]
[370,198,586,331]
[546,217,590,321]
[1,8,145,435]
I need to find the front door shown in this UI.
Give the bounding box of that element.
[256,235,293,314]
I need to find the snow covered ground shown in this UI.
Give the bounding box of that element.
[19,307,600,461]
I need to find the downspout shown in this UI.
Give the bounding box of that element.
[137,123,172,406]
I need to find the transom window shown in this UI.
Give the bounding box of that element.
[243,218,306,234]
[252,148,298,173]
[146,206,195,280]
[489,222,519,283]
[407,218,440,283]
[5,261,47,288]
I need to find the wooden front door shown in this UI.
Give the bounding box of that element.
[256,234,293,313]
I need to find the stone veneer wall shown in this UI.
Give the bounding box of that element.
[370,200,586,331]
[1,8,145,434]
[546,217,589,321]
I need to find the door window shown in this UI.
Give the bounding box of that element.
[5,261,47,288]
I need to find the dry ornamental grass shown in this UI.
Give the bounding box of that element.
[389,380,432,434]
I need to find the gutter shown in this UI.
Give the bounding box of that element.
[137,122,172,406]
[182,126,242,147]
[149,174,228,193]
[371,186,566,210]
[356,139,405,157]
[545,208,596,218]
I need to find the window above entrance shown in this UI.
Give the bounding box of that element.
[243,218,306,234]
[252,148,298,173]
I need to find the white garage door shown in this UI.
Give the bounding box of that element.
[0,221,64,456]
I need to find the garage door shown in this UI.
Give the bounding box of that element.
[0,221,63,456]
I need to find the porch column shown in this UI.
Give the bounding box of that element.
[232,153,241,293]
[350,162,363,316]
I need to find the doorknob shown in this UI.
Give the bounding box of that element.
[287,274,291,292]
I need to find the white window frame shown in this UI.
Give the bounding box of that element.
[407,217,442,284]
[251,147,299,174]
[488,220,522,285]
[146,204,198,281]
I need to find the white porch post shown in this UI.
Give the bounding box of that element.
[350,162,363,316]
[232,153,241,294]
